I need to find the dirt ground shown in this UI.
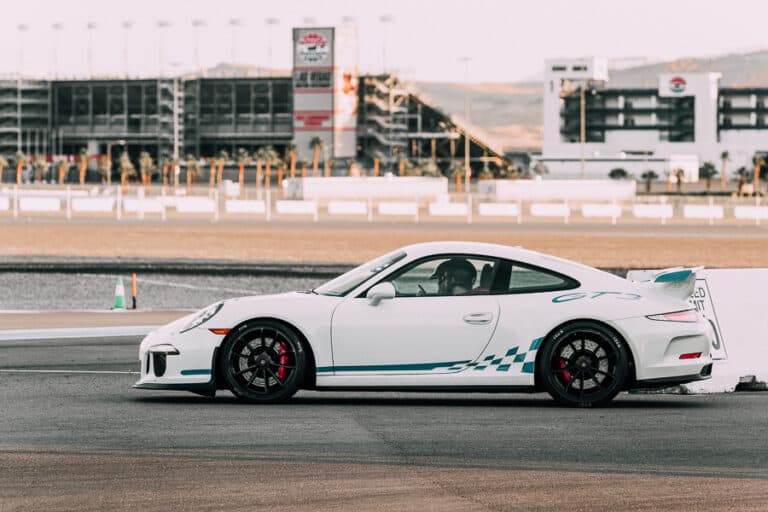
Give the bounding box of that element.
[1,219,767,268]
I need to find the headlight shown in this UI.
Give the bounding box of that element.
[646,309,698,322]
[180,302,224,333]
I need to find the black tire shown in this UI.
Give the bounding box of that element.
[221,320,306,403]
[538,321,629,407]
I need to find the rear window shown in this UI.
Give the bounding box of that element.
[497,261,579,294]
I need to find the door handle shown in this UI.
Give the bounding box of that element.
[463,312,493,325]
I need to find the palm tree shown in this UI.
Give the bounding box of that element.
[736,166,750,195]
[185,154,199,191]
[161,156,171,186]
[261,146,279,187]
[309,136,324,177]
[217,150,229,185]
[207,157,216,188]
[640,170,658,194]
[496,163,519,180]
[753,153,765,194]
[55,158,69,184]
[78,147,88,185]
[98,155,111,184]
[372,150,385,177]
[699,161,718,192]
[673,168,685,194]
[33,157,47,183]
[720,151,729,191]
[532,161,549,178]
[15,151,27,185]
[254,147,266,189]
[0,155,8,183]
[300,160,309,178]
[477,168,494,180]
[285,143,298,179]
[397,152,408,177]
[236,148,251,192]
[608,168,628,180]
[448,162,464,193]
[138,151,155,188]
[119,151,136,187]
[325,158,335,178]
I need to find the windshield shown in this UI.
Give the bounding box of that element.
[313,250,407,296]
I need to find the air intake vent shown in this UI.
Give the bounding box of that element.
[152,353,167,377]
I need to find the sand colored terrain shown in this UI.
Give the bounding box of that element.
[1,220,767,268]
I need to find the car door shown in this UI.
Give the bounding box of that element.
[330,255,501,375]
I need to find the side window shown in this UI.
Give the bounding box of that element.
[388,256,498,297]
[500,261,577,294]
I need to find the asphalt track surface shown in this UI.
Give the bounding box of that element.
[2,334,768,511]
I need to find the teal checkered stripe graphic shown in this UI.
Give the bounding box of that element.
[315,337,544,375]
[446,337,543,374]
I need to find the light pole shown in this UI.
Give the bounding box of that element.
[265,18,279,73]
[106,139,126,187]
[580,80,586,179]
[52,23,62,79]
[192,19,205,76]
[157,20,170,77]
[460,56,472,193]
[122,21,133,78]
[86,22,97,78]
[17,23,28,154]
[379,15,393,74]
[229,18,242,68]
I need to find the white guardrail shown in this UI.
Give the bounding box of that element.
[3,185,768,226]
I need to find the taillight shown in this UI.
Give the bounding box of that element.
[646,309,698,322]
[680,352,702,360]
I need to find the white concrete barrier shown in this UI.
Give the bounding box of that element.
[734,206,768,221]
[19,197,61,212]
[327,200,368,216]
[175,197,216,214]
[378,201,418,216]
[428,202,468,216]
[0,197,9,211]
[682,269,768,393]
[225,200,266,214]
[491,179,636,201]
[530,202,570,220]
[683,204,724,221]
[123,198,164,214]
[71,197,116,213]
[581,203,622,219]
[275,200,318,215]
[633,204,674,221]
[298,176,447,200]
[477,202,520,217]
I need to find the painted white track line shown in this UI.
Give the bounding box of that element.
[0,325,158,341]
[0,369,138,375]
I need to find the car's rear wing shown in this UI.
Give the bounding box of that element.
[626,267,703,301]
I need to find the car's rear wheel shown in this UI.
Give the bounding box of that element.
[538,321,629,407]
[221,320,306,403]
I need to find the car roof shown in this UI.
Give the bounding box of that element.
[397,241,612,282]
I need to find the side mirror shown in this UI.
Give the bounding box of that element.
[366,282,396,306]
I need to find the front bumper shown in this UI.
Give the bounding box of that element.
[133,315,223,395]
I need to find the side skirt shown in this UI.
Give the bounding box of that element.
[315,385,537,394]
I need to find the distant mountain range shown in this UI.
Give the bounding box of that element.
[415,50,768,152]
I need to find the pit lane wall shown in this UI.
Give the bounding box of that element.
[679,269,768,393]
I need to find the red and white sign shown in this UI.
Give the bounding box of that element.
[669,76,686,93]
[297,32,330,65]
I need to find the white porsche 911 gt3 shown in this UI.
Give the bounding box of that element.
[134,242,714,407]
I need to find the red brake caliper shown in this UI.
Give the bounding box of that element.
[276,342,288,382]
[559,359,572,384]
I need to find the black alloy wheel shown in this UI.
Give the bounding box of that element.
[221,320,306,403]
[538,321,629,407]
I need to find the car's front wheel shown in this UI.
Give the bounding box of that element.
[538,321,629,407]
[221,320,306,403]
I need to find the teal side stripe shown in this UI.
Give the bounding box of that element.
[529,337,544,350]
[505,347,519,357]
[180,369,211,376]
[316,360,472,373]
[513,353,526,363]
[655,269,692,283]
[521,362,535,374]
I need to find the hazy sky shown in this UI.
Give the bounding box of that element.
[1,0,767,82]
